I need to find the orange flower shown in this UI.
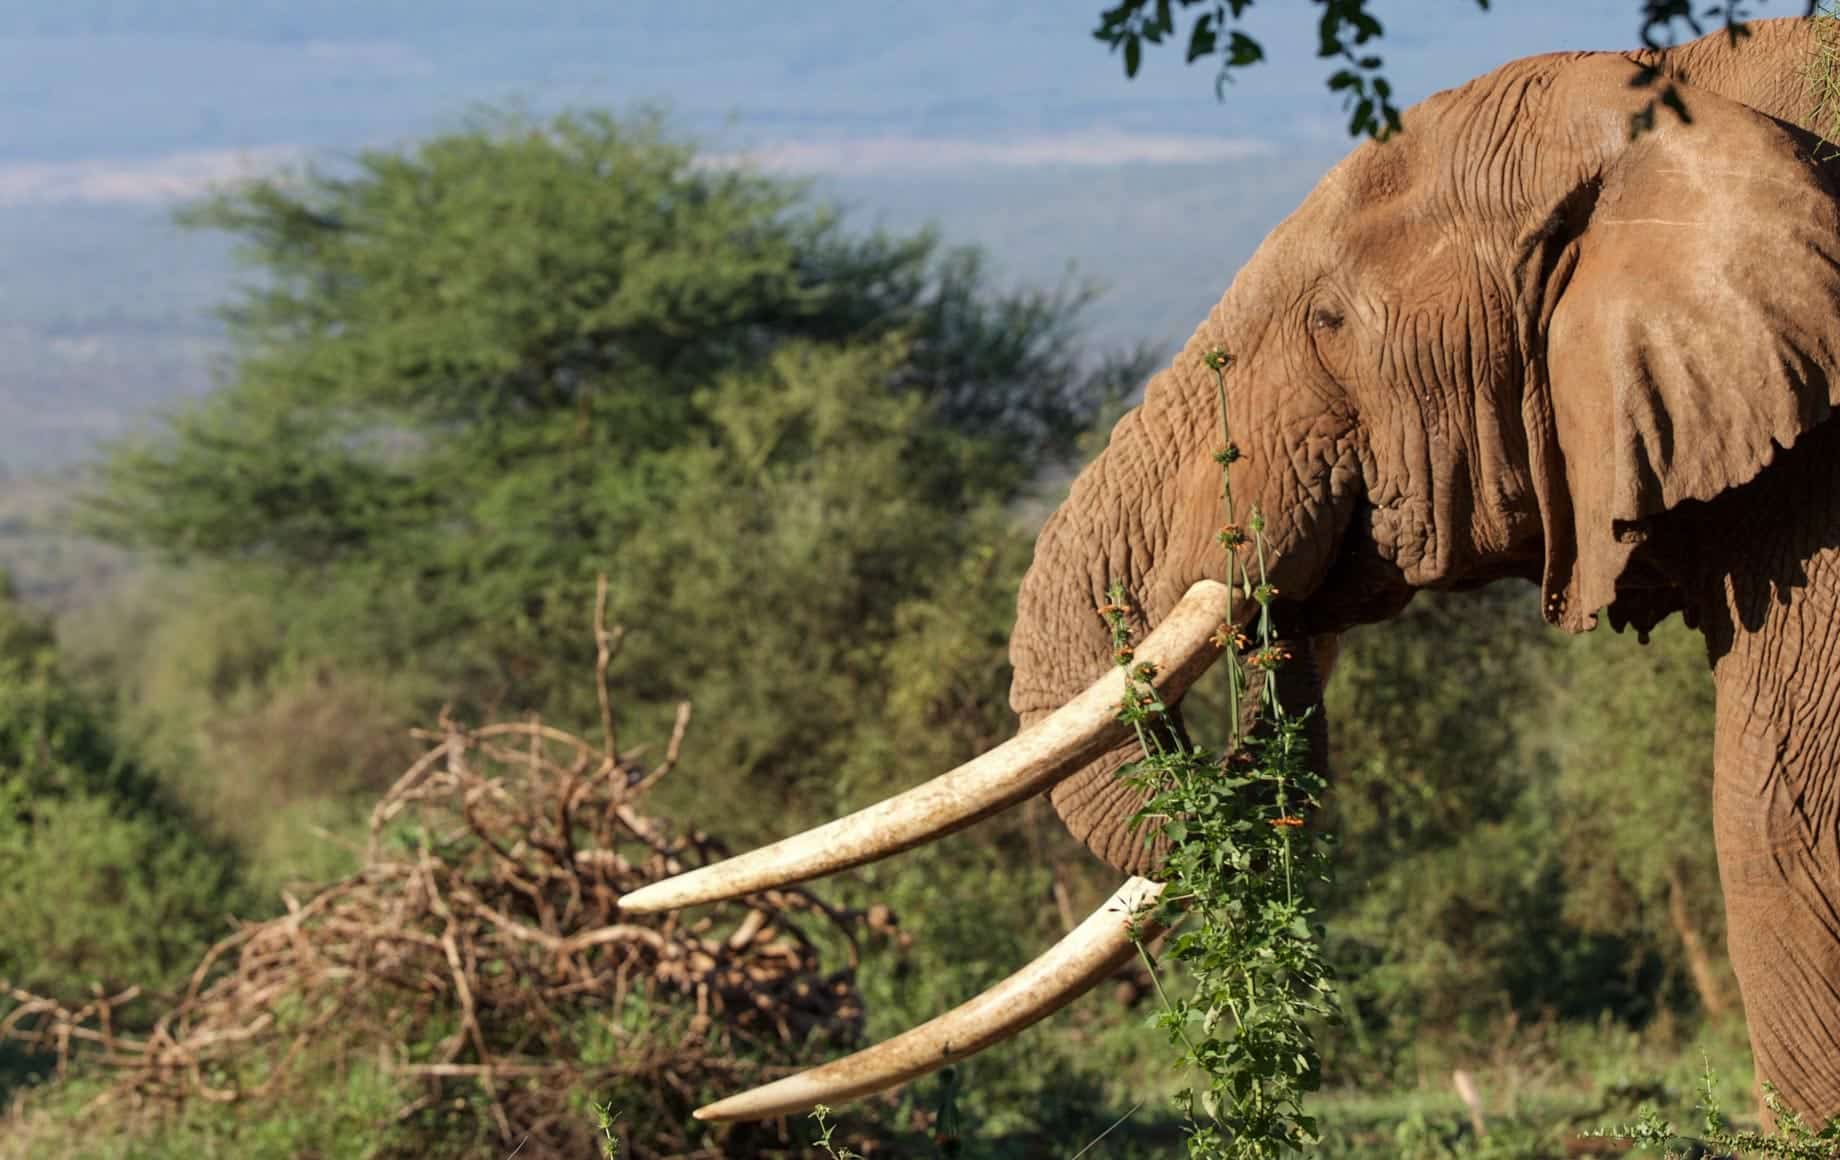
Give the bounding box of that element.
[1270,816,1305,828]
[1209,623,1253,651]
[1245,645,1293,671]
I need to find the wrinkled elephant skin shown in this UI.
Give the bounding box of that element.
[1009,17,1840,1121]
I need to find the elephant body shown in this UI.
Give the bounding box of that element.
[1009,18,1840,1120]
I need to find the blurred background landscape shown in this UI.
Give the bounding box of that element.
[0,2,1769,1156]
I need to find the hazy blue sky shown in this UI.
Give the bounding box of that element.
[3,2,1686,190]
[0,1,1795,467]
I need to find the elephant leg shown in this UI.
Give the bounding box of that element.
[1698,509,1840,1123]
[1711,727,1840,1123]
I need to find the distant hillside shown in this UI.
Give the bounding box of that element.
[0,154,1333,477]
[824,154,1336,353]
[1,203,231,472]
[0,470,136,612]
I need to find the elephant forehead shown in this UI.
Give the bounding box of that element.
[1318,129,1419,208]
[1212,145,1435,332]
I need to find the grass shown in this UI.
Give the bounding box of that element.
[0,1010,1770,1159]
[592,1100,620,1158]
[780,1015,1778,1158]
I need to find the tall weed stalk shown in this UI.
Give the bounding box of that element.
[1110,346,1337,1157]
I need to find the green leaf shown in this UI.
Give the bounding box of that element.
[1186,12,1217,62]
[1152,0,1174,39]
[1227,31,1264,66]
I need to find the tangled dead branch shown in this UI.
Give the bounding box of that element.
[1,577,896,1158]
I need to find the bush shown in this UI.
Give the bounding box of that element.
[0,596,888,1159]
[0,573,243,1006]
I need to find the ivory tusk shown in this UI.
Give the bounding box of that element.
[616,580,1228,914]
[693,876,1166,1122]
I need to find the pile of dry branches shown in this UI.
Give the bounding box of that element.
[1,580,894,1158]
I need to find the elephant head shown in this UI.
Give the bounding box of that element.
[623,17,1840,1124]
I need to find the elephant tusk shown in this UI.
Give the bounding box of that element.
[616,580,1229,914]
[692,876,1167,1122]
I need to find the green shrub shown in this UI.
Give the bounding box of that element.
[0,574,244,1004]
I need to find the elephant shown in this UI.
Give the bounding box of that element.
[622,15,1840,1126]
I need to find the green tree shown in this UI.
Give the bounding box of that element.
[1310,586,1727,1074]
[1316,586,1578,1063]
[81,107,1151,860]
[1544,618,1731,1018]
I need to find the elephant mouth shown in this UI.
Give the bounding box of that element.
[1285,496,1419,635]
[616,580,1237,1121]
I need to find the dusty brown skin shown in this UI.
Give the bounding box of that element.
[1013,18,1840,1121]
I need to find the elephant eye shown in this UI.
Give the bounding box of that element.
[1309,306,1344,332]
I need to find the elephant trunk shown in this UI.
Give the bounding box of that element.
[1009,360,1338,874]
[619,326,1349,1123]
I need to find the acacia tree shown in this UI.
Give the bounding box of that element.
[82,108,1155,853]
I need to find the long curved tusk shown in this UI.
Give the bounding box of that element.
[694,876,1166,1122]
[617,580,1228,914]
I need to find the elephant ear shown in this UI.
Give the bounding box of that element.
[1528,58,1840,633]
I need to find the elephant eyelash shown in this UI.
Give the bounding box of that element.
[1309,307,1344,332]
